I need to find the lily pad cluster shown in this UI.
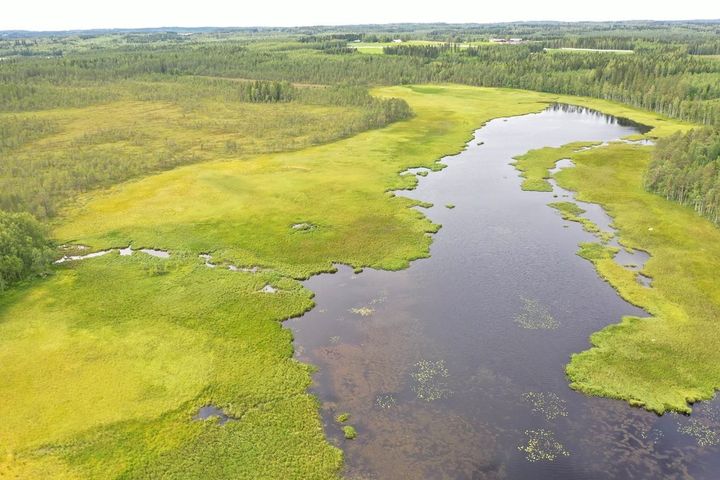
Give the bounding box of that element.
[522,392,568,420]
[518,429,570,462]
[411,359,451,402]
[375,393,397,409]
[514,297,559,330]
[350,306,374,317]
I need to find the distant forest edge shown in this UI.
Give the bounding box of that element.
[1,21,720,125]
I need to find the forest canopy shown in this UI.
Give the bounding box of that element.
[647,127,720,225]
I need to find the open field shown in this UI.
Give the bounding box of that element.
[348,40,496,54]
[348,40,448,54]
[545,47,635,54]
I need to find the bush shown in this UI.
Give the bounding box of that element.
[0,210,54,290]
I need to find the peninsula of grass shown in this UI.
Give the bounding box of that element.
[512,121,720,414]
[0,84,706,478]
[513,142,599,191]
[548,201,614,242]
[558,142,720,414]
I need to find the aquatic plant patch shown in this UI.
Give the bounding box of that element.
[411,359,452,402]
[514,297,559,330]
[518,429,570,462]
[522,392,568,421]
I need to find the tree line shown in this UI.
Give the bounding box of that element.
[646,127,720,225]
[3,37,717,125]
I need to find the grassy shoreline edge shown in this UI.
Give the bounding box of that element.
[511,109,720,414]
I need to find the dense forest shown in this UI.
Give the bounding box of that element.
[2,32,719,125]
[647,128,720,225]
[1,20,720,284]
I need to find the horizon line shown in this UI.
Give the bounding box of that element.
[3,18,720,34]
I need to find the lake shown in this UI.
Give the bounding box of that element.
[287,105,720,479]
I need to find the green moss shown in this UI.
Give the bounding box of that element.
[342,426,357,440]
[0,254,341,478]
[577,242,619,261]
[335,413,350,423]
[445,204,455,209]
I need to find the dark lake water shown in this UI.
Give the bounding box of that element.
[287,105,720,480]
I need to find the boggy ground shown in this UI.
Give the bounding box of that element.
[0,84,705,478]
[516,139,720,414]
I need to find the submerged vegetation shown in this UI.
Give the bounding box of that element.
[411,359,452,402]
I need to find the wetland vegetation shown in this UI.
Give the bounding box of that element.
[1,20,720,479]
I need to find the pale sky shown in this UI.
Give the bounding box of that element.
[3,0,719,31]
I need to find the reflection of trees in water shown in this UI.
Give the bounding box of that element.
[549,103,652,133]
[345,404,504,480]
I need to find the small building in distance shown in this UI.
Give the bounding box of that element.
[489,38,524,44]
